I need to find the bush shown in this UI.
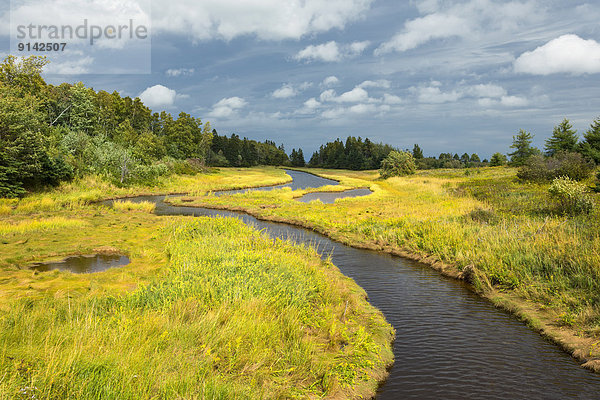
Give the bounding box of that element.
[517,152,595,182]
[379,151,416,178]
[517,155,549,182]
[548,176,595,215]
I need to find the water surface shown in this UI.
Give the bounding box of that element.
[31,254,130,274]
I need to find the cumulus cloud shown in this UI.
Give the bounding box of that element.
[409,81,526,107]
[375,0,538,55]
[272,84,298,99]
[412,85,462,104]
[271,82,312,99]
[514,34,600,75]
[319,87,372,103]
[478,95,529,108]
[383,93,402,104]
[295,40,371,62]
[322,76,340,87]
[44,56,95,74]
[358,80,391,89]
[152,0,374,41]
[208,96,248,118]
[138,85,177,109]
[465,84,507,98]
[166,68,195,77]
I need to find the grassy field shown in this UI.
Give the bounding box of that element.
[0,167,393,399]
[171,166,600,371]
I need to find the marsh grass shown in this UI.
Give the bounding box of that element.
[0,217,392,399]
[182,166,600,337]
[0,217,87,237]
[112,200,156,213]
[0,167,392,399]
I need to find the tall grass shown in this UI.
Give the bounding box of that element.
[182,166,600,336]
[112,200,156,213]
[0,217,392,399]
[0,217,87,237]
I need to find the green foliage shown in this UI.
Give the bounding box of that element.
[379,150,416,178]
[579,116,600,164]
[548,176,595,215]
[509,129,540,166]
[517,152,594,182]
[209,133,288,167]
[308,137,396,170]
[489,152,508,166]
[412,144,424,159]
[290,148,306,167]
[545,118,579,156]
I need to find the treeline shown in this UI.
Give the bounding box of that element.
[412,144,485,169]
[0,55,215,197]
[208,134,289,167]
[307,137,396,170]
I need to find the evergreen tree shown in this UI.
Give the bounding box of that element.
[508,129,539,166]
[545,119,578,156]
[579,117,600,164]
[489,152,507,166]
[412,144,424,159]
[470,153,480,163]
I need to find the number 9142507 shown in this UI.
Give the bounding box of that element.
[18,42,67,52]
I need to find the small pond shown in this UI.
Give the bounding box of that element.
[30,254,130,274]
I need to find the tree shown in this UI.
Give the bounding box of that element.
[460,153,470,164]
[508,129,539,166]
[579,117,600,164]
[545,119,578,156]
[489,152,507,166]
[379,151,416,178]
[470,153,481,163]
[412,144,424,159]
[290,148,306,167]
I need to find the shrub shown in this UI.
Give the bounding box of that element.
[379,151,416,178]
[517,155,549,182]
[517,152,595,182]
[548,176,595,215]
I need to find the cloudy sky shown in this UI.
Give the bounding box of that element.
[3,0,600,158]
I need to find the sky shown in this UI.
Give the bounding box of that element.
[2,0,600,159]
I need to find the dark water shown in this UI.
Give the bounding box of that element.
[30,254,130,274]
[214,169,338,195]
[296,188,372,204]
[102,171,600,399]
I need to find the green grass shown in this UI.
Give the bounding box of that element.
[112,200,156,213]
[0,167,393,399]
[0,217,392,399]
[174,166,600,355]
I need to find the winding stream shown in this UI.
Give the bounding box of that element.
[105,170,600,399]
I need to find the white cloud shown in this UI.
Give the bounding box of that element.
[272,82,312,98]
[383,93,402,104]
[348,40,371,55]
[322,76,340,87]
[412,85,462,104]
[295,41,341,62]
[478,95,529,108]
[152,0,373,41]
[375,13,469,54]
[166,68,195,77]
[319,89,337,102]
[295,40,371,63]
[465,84,507,98]
[208,96,248,118]
[304,98,321,109]
[358,80,391,89]
[500,95,529,107]
[375,0,539,55]
[138,85,177,109]
[349,103,378,114]
[514,34,600,75]
[272,84,297,99]
[335,87,370,103]
[43,56,94,74]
